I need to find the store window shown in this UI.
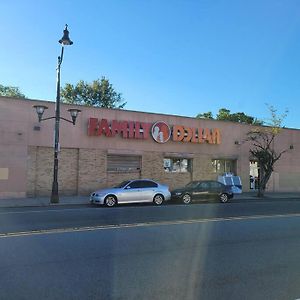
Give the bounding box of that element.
[164,158,192,173]
[107,155,141,172]
[212,159,236,174]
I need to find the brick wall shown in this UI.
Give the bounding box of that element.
[27,146,79,196]
[78,149,107,195]
[192,155,216,181]
[27,147,246,196]
[35,147,53,196]
[141,152,164,182]
[59,149,79,195]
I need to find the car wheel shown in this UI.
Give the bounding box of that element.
[105,195,117,207]
[220,193,229,203]
[182,193,192,204]
[153,194,164,205]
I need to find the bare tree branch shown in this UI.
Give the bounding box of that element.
[246,105,288,197]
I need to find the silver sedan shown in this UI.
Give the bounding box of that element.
[90,179,171,207]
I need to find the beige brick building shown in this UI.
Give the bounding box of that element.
[0,96,299,199]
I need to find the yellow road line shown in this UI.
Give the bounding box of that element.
[1,212,300,238]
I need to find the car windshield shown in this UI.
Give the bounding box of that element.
[185,181,200,188]
[114,181,131,188]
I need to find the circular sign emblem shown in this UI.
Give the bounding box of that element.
[151,121,171,143]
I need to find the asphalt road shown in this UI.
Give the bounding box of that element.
[1,200,300,299]
[1,199,300,234]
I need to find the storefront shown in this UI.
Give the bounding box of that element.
[0,96,299,199]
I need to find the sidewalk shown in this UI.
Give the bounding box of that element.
[0,196,90,208]
[238,192,300,200]
[0,192,300,208]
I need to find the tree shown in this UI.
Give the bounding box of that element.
[216,108,231,121]
[247,105,288,197]
[196,111,213,119]
[61,77,126,109]
[0,84,26,98]
[196,108,263,125]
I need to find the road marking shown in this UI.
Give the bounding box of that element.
[0,204,186,215]
[1,212,300,239]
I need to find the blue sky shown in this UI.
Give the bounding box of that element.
[1,0,300,128]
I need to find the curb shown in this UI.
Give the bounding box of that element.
[1,195,300,209]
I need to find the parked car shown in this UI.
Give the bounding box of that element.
[171,180,234,204]
[90,179,171,207]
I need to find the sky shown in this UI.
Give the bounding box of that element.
[1,0,300,128]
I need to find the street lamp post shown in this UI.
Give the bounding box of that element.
[33,25,80,204]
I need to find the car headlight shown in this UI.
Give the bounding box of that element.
[175,192,182,196]
[92,193,103,197]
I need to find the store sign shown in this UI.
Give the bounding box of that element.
[87,118,221,144]
[151,121,171,143]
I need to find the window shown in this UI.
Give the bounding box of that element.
[164,158,192,173]
[212,159,236,174]
[210,181,222,188]
[107,155,141,172]
[114,181,131,188]
[139,180,158,188]
[186,181,200,188]
[199,182,209,189]
[127,181,141,189]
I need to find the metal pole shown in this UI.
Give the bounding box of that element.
[51,46,64,203]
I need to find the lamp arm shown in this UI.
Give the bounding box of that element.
[60,117,74,124]
[39,116,56,122]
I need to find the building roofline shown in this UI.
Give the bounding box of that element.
[1,95,299,131]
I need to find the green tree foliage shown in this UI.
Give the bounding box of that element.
[196,108,263,125]
[247,105,288,197]
[61,77,126,109]
[0,84,26,98]
[196,111,213,119]
[216,108,231,121]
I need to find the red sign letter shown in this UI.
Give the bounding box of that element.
[88,118,99,136]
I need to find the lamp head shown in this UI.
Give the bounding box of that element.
[68,108,81,125]
[33,105,48,122]
[59,24,73,46]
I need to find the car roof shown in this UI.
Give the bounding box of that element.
[132,179,156,181]
[129,179,157,183]
[192,180,224,185]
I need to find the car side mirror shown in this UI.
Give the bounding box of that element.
[125,186,131,189]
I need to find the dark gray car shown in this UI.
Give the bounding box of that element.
[171,180,234,204]
[90,179,171,207]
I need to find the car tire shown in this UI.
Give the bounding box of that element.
[220,193,229,203]
[105,195,117,207]
[182,193,192,204]
[153,194,164,205]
